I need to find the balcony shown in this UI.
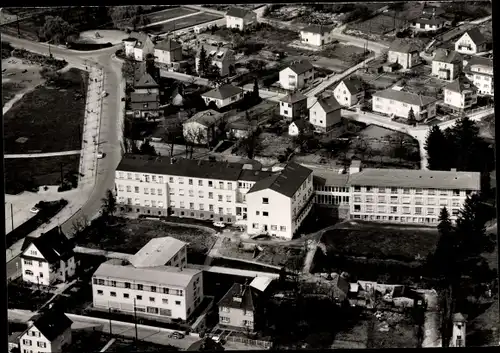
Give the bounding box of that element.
[294,193,315,222]
[457,45,472,51]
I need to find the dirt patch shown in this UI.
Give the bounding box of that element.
[2,57,46,108]
[78,29,129,44]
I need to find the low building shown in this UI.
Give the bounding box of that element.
[431,49,462,81]
[227,120,257,139]
[279,91,307,120]
[464,56,494,96]
[195,45,235,77]
[225,7,257,31]
[308,95,342,133]
[201,84,243,109]
[130,92,160,120]
[154,38,182,65]
[411,16,446,32]
[19,311,73,353]
[134,72,160,95]
[372,88,438,121]
[129,237,188,269]
[288,119,312,137]
[123,32,155,61]
[387,40,420,70]
[455,28,487,55]
[299,24,334,47]
[279,60,315,91]
[332,77,364,108]
[183,109,224,145]
[443,76,478,111]
[8,331,23,352]
[218,282,263,332]
[20,227,76,286]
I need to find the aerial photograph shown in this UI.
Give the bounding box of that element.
[2,1,497,351]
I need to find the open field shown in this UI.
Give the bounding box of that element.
[2,56,46,107]
[76,217,216,264]
[347,14,407,35]
[5,155,80,195]
[4,68,87,154]
[214,24,299,51]
[319,44,368,65]
[147,13,222,35]
[144,6,198,24]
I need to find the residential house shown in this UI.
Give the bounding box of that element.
[443,76,478,111]
[227,120,257,139]
[288,119,312,137]
[123,32,155,61]
[19,311,73,353]
[201,84,243,109]
[134,72,160,95]
[279,91,307,120]
[279,60,315,90]
[154,38,183,65]
[332,77,365,108]
[372,88,438,121]
[183,109,224,145]
[387,40,420,69]
[130,92,160,120]
[431,49,463,81]
[411,16,446,32]
[332,273,350,306]
[245,162,314,240]
[464,56,494,95]
[225,7,257,31]
[195,45,235,77]
[218,282,263,332]
[455,28,488,55]
[20,227,76,286]
[299,24,334,47]
[8,331,23,353]
[308,95,342,133]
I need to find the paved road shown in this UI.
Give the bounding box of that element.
[4,150,82,158]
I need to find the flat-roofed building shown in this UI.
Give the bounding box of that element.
[129,237,188,269]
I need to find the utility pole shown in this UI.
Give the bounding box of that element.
[134,298,138,345]
[11,203,14,232]
[60,162,64,185]
[108,307,113,335]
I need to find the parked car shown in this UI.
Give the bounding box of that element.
[97,151,105,159]
[213,221,225,228]
[168,331,185,339]
[29,206,40,214]
[101,91,108,98]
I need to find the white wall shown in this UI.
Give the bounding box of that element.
[155,48,182,65]
[288,123,300,136]
[22,244,52,286]
[333,81,362,107]
[309,103,341,132]
[299,30,334,46]
[455,33,479,55]
[115,171,169,212]
[20,325,71,353]
[226,16,244,30]
[372,96,437,120]
[134,87,160,95]
[279,67,313,91]
[202,92,242,108]
[431,61,460,81]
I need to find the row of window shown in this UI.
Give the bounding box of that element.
[117,172,234,190]
[21,339,46,348]
[23,260,44,267]
[220,317,253,326]
[352,195,463,206]
[352,186,466,196]
[220,306,253,315]
[252,223,287,232]
[93,278,184,295]
[96,290,182,305]
[352,204,460,216]
[119,185,164,195]
[24,270,44,278]
[315,186,350,193]
[352,214,438,223]
[315,194,350,205]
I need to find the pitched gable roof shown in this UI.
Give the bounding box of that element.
[247,162,312,197]
[389,39,420,53]
[316,95,342,113]
[291,119,312,132]
[444,76,476,94]
[130,92,159,103]
[372,88,437,107]
[433,49,462,64]
[184,109,223,127]
[462,28,486,46]
[218,283,257,312]
[280,91,307,104]
[21,227,74,263]
[226,7,253,19]
[30,311,72,341]
[301,24,332,35]
[341,77,364,94]
[155,38,182,52]
[332,274,349,301]
[201,84,242,100]
[288,60,314,75]
[134,72,159,88]
[196,45,233,62]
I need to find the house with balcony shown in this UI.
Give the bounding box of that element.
[130,92,160,120]
[235,169,276,221]
[332,77,365,108]
[195,45,235,77]
[387,40,420,70]
[454,28,487,55]
[279,91,307,120]
[217,282,263,332]
[134,71,160,95]
[183,109,224,145]
[299,24,335,47]
[20,227,76,286]
[372,88,438,121]
[123,32,155,61]
[279,60,315,91]
[201,84,243,109]
[431,49,463,81]
[154,38,182,65]
[225,7,257,31]
[464,56,494,96]
[308,95,342,133]
[443,76,478,112]
[19,311,73,353]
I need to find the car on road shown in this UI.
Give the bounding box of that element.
[213,221,225,228]
[101,91,108,98]
[97,151,105,159]
[29,206,40,214]
[168,331,185,339]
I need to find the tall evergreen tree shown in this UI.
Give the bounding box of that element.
[198,46,212,77]
[447,117,482,171]
[253,78,260,99]
[407,107,416,126]
[424,125,449,170]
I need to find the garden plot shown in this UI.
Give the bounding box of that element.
[144,6,198,24]
[2,57,46,108]
[258,132,295,158]
[147,13,222,35]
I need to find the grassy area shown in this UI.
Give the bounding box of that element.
[2,81,25,107]
[367,315,418,348]
[8,280,54,311]
[144,7,198,23]
[319,44,368,65]
[5,155,79,194]
[77,217,216,264]
[4,68,87,154]
[147,13,222,35]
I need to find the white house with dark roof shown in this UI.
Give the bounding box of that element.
[455,28,488,55]
[308,95,342,133]
[195,45,235,77]
[245,162,314,240]
[279,91,307,120]
[464,56,494,96]
[443,76,478,111]
[288,119,312,137]
[154,38,182,65]
[225,7,257,31]
[372,88,438,121]
[431,49,463,81]
[411,16,446,32]
[217,282,263,332]
[182,109,224,145]
[332,77,365,107]
[279,60,315,90]
[299,24,334,47]
[201,84,243,109]
[20,311,73,353]
[123,32,155,61]
[387,40,420,69]
[21,227,76,286]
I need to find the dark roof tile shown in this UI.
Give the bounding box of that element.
[247,162,312,197]
[21,227,74,263]
[31,311,72,341]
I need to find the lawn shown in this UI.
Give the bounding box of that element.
[347,14,407,35]
[147,13,222,35]
[2,81,25,106]
[319,44,368,65]
[257,132,294,158]
[5,155,80,195]
[77,217,216,265]
[4,68,88,154]
[144,7,198,23]
[8,280,53,311]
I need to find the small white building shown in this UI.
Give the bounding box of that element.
[431,49,462,81]
[387,40,420,70]
[443,76,477,112]
[154,38,182,65]
[123,32,155,61]
[20,227,77,286]
[288,119,312,137]
[308,95,342,133]
[464,56,494,96]
[19,311,73,353]
[225,7,257,31]
[129,237,188,269]
[372,88,438,121]
[227,120,257,139]
[279,60,315,91]
[201,84,243,109]
[183,109,224,145]
[195,45,235,77]
[450,313,467,347]
[332,77,364,107]
[299,24,334,47]
[279,91,307,120]
[411,16,446,32]
[455,28,488,55]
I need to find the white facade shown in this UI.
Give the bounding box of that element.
[226,15,255,31]
[20,325,71,353]
[466,63,494,96]
[333,81,363,107]
[455,32,487,55]
[299,29,334,47]
[450,315,466,347]
[134,39,155,62]
[279,67,314,91]
[280,99,307,120]
[288,122,301,136]
[154,48,182,65]
[195,49,235,77]
[443,86,477,111]
[372,95,437,121]
[309,100,341,133]
[387,50,419,69]
[201,92,243,109]
[431,60,461,81]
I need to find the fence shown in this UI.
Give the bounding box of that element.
[225,334,273,349]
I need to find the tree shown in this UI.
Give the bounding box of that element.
[108,6,145,30]
[424,125,450,171]
[241,127,262,159]
[197,45,211,77]
[121,58,137,83]
[253,78,260,100]
[131,14,150,30]
[446,117,483,171]
[101,189,117,218]
[39,15,77,44]
[139,139,157,156]
[407,107,416,126]
[206,65,224,87]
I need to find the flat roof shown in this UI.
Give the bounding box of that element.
[130,237,187,268]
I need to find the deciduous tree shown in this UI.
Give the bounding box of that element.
[39,15,77,44]
[424,125,449,170]
[101,189,117,218]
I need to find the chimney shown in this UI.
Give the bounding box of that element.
[27,320,34,327]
